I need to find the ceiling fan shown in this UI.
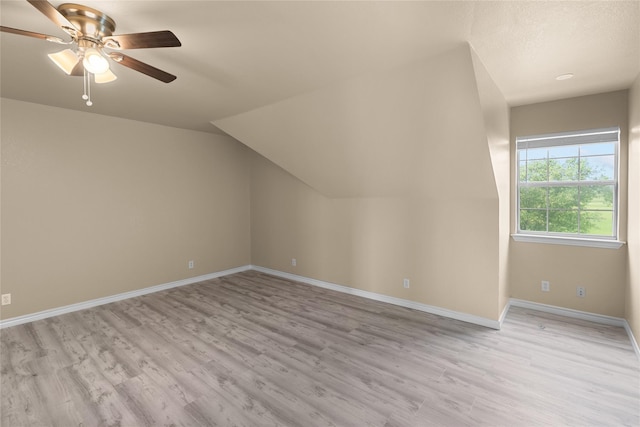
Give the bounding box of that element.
[0,0,181,105]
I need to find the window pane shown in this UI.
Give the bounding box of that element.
[548,210,578,233]
[580,142,615,156]
[520,187,547,209]
[548,187,579,210]
[518,160,527,182]
[527,148,547,160]
[520,209,547,232]
[580,184,614,210]
[548,145,579,159]
[580,211,614,236]
[526,159,548,181]
[549,158,579,181]
[580,156,615,181]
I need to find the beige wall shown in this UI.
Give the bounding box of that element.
[627,75,640,345]
[1,99,251,320]
[243,44,509,322]
[250,153,502,320]
[509,91,629,317]
[471,48,511,317]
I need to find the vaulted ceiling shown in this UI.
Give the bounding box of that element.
[1,1,638,134]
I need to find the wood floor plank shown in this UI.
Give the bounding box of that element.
[265,343,423,416]
[114,373,199,426]
[55,360,140,426]
[184,392,256,427]
[1,372,51,426]
[195,356,341,427]
[2,270,638,426]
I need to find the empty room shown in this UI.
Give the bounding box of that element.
[1,1,639,426]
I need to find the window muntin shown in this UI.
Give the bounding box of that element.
[516,127,619,240]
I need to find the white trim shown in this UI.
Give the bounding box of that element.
[511,234,625,249]
[251,265,501,330]
[516,126,619,149]
[623,322,640,360]
[499,299,511,327]
[509,298,639,360]
[0,265,252,329]
[509,298,626,326]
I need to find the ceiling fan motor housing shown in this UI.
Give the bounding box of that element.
[57,3,116,43]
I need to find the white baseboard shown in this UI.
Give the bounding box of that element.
[509,298,626,326]
[499,300,511,326]
[4,265,637,361]
[509,298,640,359]
[624,322,640,360]
[0,265,252,329]
[251,265,502,330]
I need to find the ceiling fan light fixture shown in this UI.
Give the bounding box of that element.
[3,0,181,107]
[48,48,79,75]
[94,69,117,84]
[83,47,109,74]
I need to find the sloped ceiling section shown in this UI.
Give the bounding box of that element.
[470,47,510,201]
[214,44,496,200]
[470,47,511,314]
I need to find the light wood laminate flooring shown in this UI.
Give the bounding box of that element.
[1,271,639,426]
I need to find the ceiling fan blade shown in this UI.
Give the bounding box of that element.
[108,53,177,83]
[26,0,79,35]
[0,25,65,43]
[104,31,181,50]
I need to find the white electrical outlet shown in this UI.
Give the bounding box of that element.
[1,294,11,306]
[541,280,550,292]
[188,260,194,269]
[577,286,586,297]
[291,258,297,267]
[403,278,410,289]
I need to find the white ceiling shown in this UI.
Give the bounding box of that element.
[1,1,639,134]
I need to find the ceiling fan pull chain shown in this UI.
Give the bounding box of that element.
[87,73,93,106]
[82,68,93,107]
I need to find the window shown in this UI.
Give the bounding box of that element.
[515,127,623,248]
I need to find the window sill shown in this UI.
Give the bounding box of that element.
[511,234,625,249]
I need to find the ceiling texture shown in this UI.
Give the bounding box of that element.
[1,1,639,134]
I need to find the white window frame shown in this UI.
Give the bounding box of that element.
[512,127,624,249]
